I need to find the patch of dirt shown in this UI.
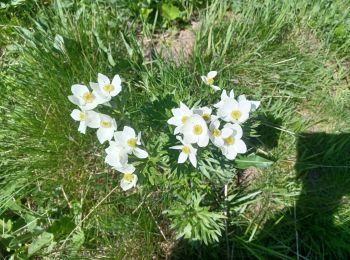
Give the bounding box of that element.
[236,167,261,187]
[142,21,201,64]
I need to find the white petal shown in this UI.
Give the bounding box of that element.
[212,137,224,147]
[71,109,82,121]
[250,101,261,112]
[229,90,234,98]
[221,127,233,138]
[78,122,86,134]
[167,116,181,126]
[86,111,101,128]
[115,164,135,174]
[239,100,251,114]
[183,132,197,144]
[201,76,207,84]
[133,147,148,159]
[225,147,237,160]
[207,71,217,78]
[123,126,136,138]
[235,139,247,154]
[211,85,220,91]
[178,152,188,163]
[120,174,138,191]
[226,123,243,139]
[90,82,100,92]
[197,134,209,147]
[71,84,89,97]
[98,73,110,86]
[174,125,184,135]
[237,112,249,124]
[170,145,183,150]
[221,90,228,100]
[111,75,122,96]
[97,128,114,144]
[189,153,197,167]
[68,95,80,106]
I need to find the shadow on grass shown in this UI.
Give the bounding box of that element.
[168,133,350,259]
[255,133,350,258]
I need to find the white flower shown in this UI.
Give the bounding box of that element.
[90,73,122,101]
[218,97,251,124]
[182,114,209,147]
[167,102,193,134]
[117,164,138,191]
[70,109,100,134]
[209,119,233,148]
[96,114,117,144]
[114,126,148,158]
[170,138,197,167]
[105,141,128,169]
[220,123,247,160]
[214,89,235,109]
[237,95,261,112]
[68,84,106,110]
[201,71,220,91]
[193,106,212,123]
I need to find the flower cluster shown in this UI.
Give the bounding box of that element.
[68,73,148,191]
[168,72,260,167]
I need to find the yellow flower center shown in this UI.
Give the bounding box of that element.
[212,128,221,137]
[182,146,191,154]
[82,92,95,103]
[123,173,134,182]
[224,136,235,145]
[230,110,241,120]
[207,77,214,85]
[181,116,189,124]
[202,113,211,121]
[100,120,112,128]
[79,112,86,121]
[193,124,203,135]
[127,138,137,148]
[103,84,114,93]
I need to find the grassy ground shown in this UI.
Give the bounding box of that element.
[1,0,350,259]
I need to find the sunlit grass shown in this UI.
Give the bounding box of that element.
[1,0,350,258]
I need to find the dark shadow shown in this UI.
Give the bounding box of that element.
[255,114,283,150]
[254,133,350,258]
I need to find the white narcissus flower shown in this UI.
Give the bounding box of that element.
[170,138,197,167]
[90,73,122,101]
[237,95,261,112]
[114,126,148,158]
[209,119,233,148]
[220,123,247,160]
[214,89,235,109]
[70,109,100,134]
[117,164,138,191]
[193,106,212,123]
[218,97,251,124]
[68,84,105,110]
[182,114,209,147]
[96,114,117,144]
[105,141,129,169]
[201,71,220,91]
[167,102,193,134]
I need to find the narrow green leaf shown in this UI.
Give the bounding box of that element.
[235,154,274,169]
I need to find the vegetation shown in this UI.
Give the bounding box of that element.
[1,0,349,258]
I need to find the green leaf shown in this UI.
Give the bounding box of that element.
[235,154,274,169]
[28,232,54,257]
[141,8,153,19]
[69,229,85,255]
[161,3,180,21]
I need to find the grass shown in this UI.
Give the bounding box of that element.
[1,0,350,258]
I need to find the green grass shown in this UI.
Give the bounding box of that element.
[1,0,350,258]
